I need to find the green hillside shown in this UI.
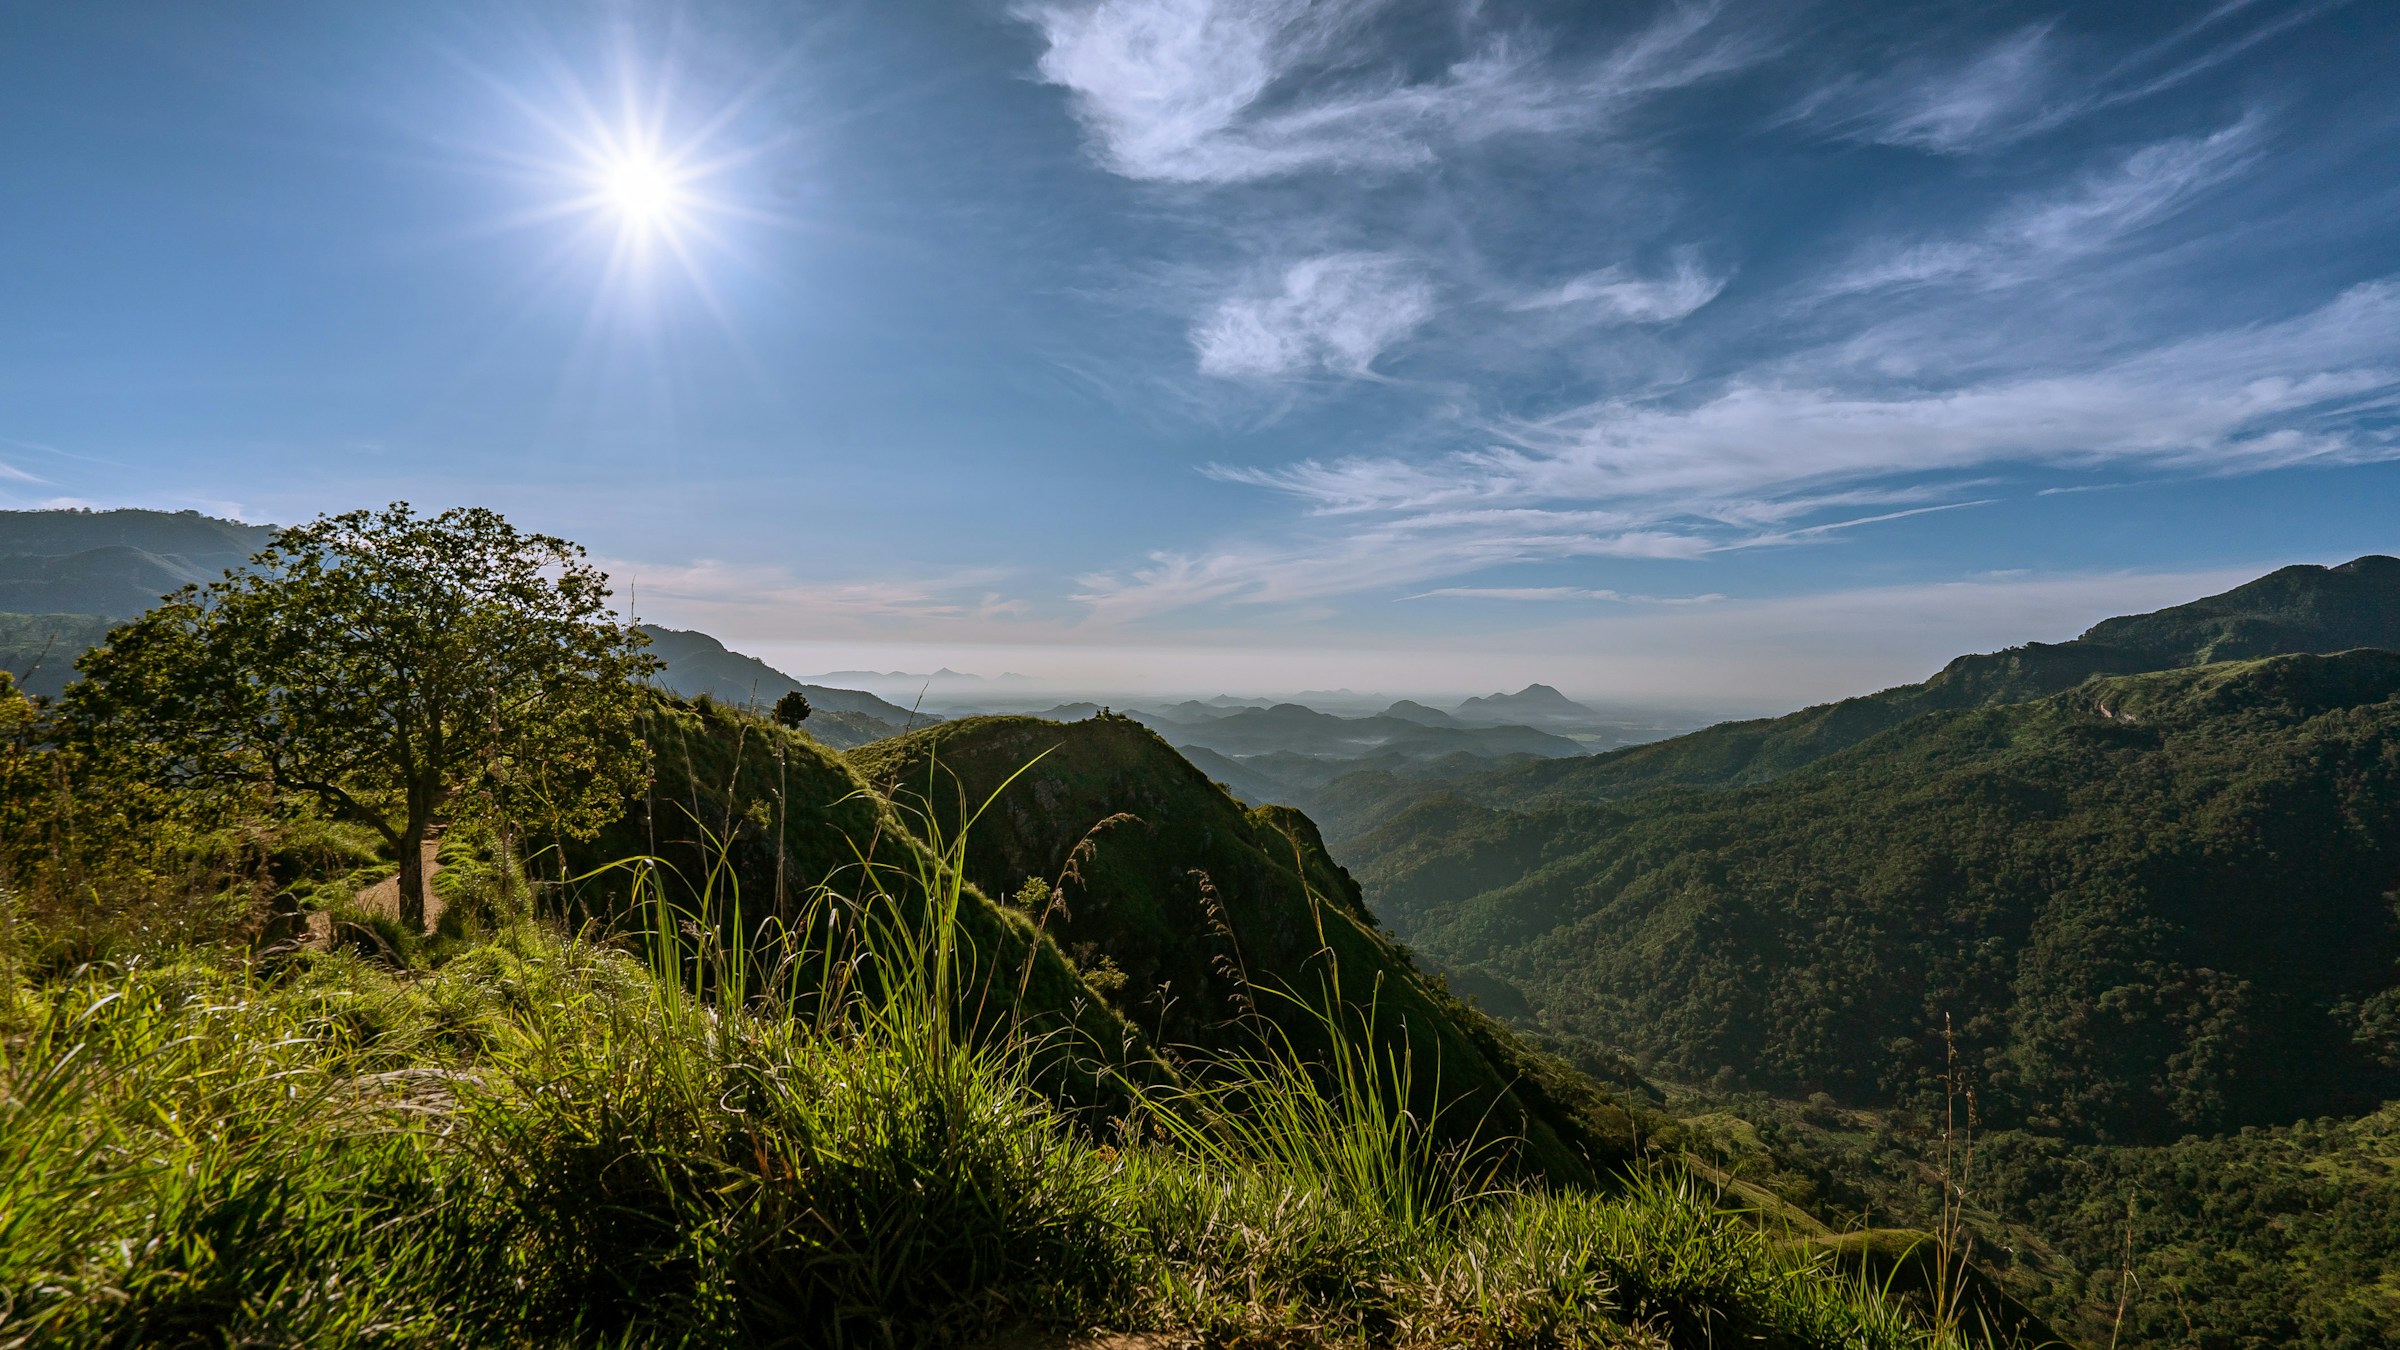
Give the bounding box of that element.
[0,681,2001,1348]
[1409,554,2400,812]
[0,612,113,699]
[848,712,1647,1184]
[636,624,928,744]
[1370,651,2400,1143]
[549,694,1148,1110]
[0,508,276,620]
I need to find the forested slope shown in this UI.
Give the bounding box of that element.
[1378,651,2400,1142]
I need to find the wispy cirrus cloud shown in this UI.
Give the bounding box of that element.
[1049,282,2400,623]
[1009,2,2392,639]
[1193,252,1434,378]
[1821,116,2262,297]
[1018,0,1762,185]
[1512,250,1728,325]
[1792,3,2332,155]
[1232,280,2399,517]
[1020,0,1768,389]
[1809,23,2064,154]
[1070,510,1719,624]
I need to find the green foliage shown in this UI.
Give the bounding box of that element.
[553,695,1151,1113]
[0,925,1990,1349]
[1371,653,2400,1142]
[1699,1090,2400,1350]
[63,503,658,932]
[771,688,811,726]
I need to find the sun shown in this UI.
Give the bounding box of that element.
[595,150,684,233]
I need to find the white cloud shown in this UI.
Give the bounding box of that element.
[1047,283,2400,623]
[1824,117,2261,297]
[1018,0,1760,185]
[1513,250,1728,324]
[1804,25,2063,154]
[1234,280,2399,520]
[1193,252,1434,378]
[1070,513,1715,624]
[1791,5,2319,156]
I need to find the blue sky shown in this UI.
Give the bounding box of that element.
[3,0,2395,708]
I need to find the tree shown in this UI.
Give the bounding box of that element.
[0,671,43,874]
[66,503,659,932]
[772,690,812,727]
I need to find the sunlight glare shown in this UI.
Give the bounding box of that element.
[598,151,682,232]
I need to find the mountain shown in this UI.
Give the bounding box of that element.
[0,509,281,698]
[1154,698,1242,721]
[0,509,276,619]
[847,712,1645,1183]
[0,612,115,699]
[1312,560,2400,1343]
[1368,650,2400,1140]
[1144,701,1585,763]
[1457,556,2400,808]
[636,625,929,747]
[1453,683,1601,727]
[1379,698,1464,727]
[553,695,1149,1113]
[1171,741,1295,807]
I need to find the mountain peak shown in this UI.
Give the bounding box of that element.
[1380,698,1463,728]
[1454,682,1596,725]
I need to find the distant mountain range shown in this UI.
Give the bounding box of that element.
[1142,700,1585,761]
[0,509,1640,777]
[1316,556,2400,1141]
[0,512,931,748]
[1307,554,2400,1343]
[1452,682,1599,728]
[0,509,276,615]
[1355,555,2400,813]
[0,509,280,696]
[636,626,932,746]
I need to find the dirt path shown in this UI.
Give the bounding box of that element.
[355,837,446,930]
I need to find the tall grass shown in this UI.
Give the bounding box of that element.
[0,741,2008,1348]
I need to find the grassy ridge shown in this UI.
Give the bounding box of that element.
[548,695,1160,1112]
[849,712,1648,1186]
[0,803,1992,1348]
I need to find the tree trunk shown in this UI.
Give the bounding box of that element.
[397,819,428,935]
